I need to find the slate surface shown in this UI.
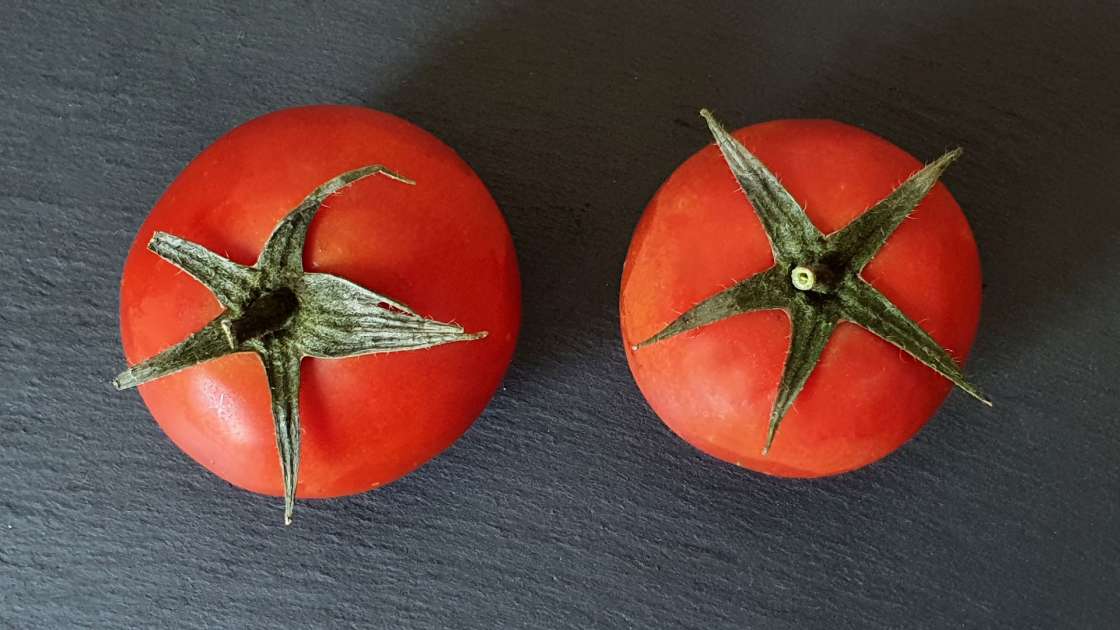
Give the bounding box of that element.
[2,2,1118,628]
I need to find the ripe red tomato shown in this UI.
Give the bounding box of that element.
[620,119,981,477]
[120,105,520,498]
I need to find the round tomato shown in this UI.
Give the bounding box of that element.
[119,105,519,503]
[620,116,982,477]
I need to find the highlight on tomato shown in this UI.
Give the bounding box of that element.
[115,105,520,523]
[620,109,988,477]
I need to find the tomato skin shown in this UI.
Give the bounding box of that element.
[620,120,981,477]
[120,105,520,497]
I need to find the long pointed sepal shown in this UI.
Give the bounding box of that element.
[258,337,302,525]
[633,267,788,349]
[829,148,962,273]
[838,278,990,405]
[764,298,840,453]
[148,232,259,311]
[113,316,244,390]
[294,273,486,359]
[700,109,823,260]
[257,166,414,280]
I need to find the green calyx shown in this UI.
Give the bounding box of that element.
[634,109,990,454]
[114,165,487,524]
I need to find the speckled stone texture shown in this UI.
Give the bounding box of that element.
[1,2,1118,628]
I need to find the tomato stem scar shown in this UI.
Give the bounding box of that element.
[790,266,815,291]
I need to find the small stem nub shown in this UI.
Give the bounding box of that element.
[791,266,816,291]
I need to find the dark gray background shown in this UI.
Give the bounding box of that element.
[2,1,1118,628]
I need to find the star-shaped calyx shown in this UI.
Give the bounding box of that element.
[114,166,487,524]
[634,110,989,454]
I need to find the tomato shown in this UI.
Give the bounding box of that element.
[620,117,982,477]
[119,105,519,501]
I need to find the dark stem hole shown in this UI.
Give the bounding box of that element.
[229,287,299,342]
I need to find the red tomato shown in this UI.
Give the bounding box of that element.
[120,105,520,497]
[620,119,981,477]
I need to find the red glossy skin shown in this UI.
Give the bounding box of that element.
[620,120,981,477]
[120,105,520,497]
